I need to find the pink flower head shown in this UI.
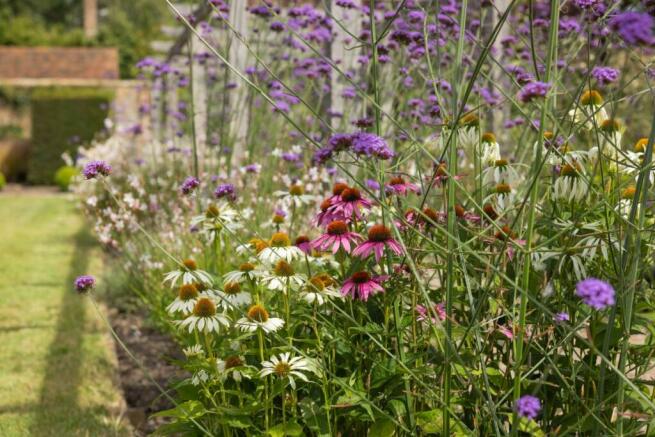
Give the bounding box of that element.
[295,235,312,255]
[341,271,387,301]
[310,220,363,254]
[498,324,514,340]
[327,187,372,222]
[385,176,421,196]
[328,182,350,202]
[353,224,404,262]
[313,197,341,226]
[416,302,446,323]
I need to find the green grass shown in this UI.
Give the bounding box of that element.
[0,194,130,436]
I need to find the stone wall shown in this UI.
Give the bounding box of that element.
[0,47,119,80]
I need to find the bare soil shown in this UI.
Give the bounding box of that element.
[109,309,188,435]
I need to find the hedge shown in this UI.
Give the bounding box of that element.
[28,87,112,184]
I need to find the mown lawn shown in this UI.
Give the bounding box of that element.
[0,193,130,436]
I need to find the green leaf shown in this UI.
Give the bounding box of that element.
[369,418,396,437]
[151,400,206,420]
[519,417,545,437]
[267,421,304,437]
[416,409,443,435]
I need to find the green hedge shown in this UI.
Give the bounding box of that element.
[28,88,112,184]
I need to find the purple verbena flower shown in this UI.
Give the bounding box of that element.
[609,12,655,46]
[591,66,619,86]
[214,183,236,201]
[553,312,570,324]
[518,81,551,103]
[180,176,200,195]
[83,160,112,179]
[575,278,615,310]
[74,275,96,294]
[515,395,541,420]
[351,132,394,160]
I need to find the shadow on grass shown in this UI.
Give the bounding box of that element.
[29,226,121,436]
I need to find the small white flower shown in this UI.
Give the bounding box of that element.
[183,345,204,357]
[300,277,341,305]
[216,355,249,382]
[212,282,252,309]
[163,259,213,287]
[258,233,304,264]
[482,159,520,186]
[191,370,210,386]
[236,304,285,334]
[553,163,587,203]
[223,262,264,284]
[480,133,501,165]
[259,352,313,389]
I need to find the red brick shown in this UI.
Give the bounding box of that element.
[0,47,119,80]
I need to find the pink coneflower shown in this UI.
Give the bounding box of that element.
[294,235,312,255]
[341,271,387,301]
[314,198,341,226]
[328,182,350,202]
[310,220,362,254]
[416,303,446,323]
[327,188,372,221]
[454,204,481,224]
[353,224,404,262]
[386,176,420,196]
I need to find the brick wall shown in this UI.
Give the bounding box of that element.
[0,47,119,80]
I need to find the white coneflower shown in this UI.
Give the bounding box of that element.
[480,132,501,166]
[482,159,520,186]
[553,162,587,202]
[599,119,624,162]
[533,131,562,165]
[216,355,249,382]
[274,184,316,208]
[261,260,306,292]
[183,344,204,358]
[213,281,252,309]
[191,369,210,386]
[236,239,269,257]
[300,276,341,305]
[191,203,241,241]
[236,304,285,334]
[258,232,305,264]
[492,182,514,211]
[569,90,608,129]
[176,297,231,333]
[223,262,264,284]
[163,258,214,287]
[457,113,479,149]
[259,352,313,389]
[166,283,203,315]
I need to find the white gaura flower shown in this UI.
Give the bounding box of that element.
[176,297,231,333]
[212,281,252,309]
[223,261,265,284]
[480,132,501,165]
[261,260,306,292]
[259,352,313,389]
[274,184,316,208]
[568,90,608,129]
[236,304,285,334]
[553,162,587,203]
[163,258,214,287]
[216,355,250,382]
[300,276,341,305]
[258,232,304,264]
[482,159,520,186]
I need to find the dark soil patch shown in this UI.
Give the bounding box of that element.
[109,308,188,435]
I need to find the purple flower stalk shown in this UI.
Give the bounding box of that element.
[518,81,551,103]
[74,275,96,294]
[214,183,236,201]
[180,176,200,195]
[609,12,655,46]
[515,395,541,419]
[591,66,619,86]
[83,160,112,179]
[575,278,615,310]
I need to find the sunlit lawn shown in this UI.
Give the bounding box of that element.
[0,193,130,436]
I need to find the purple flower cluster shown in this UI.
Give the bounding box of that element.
[314,132,394,164]
[214,183,236,201]
[74,275,96,294]
[591,66,619,86]
[83,160,112,179]
[553,312,570,324]
[575,278,615,310]
[609,12,655,46]
[518,81,551,103]
[180,176,200,195]
[515,395,541,419]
